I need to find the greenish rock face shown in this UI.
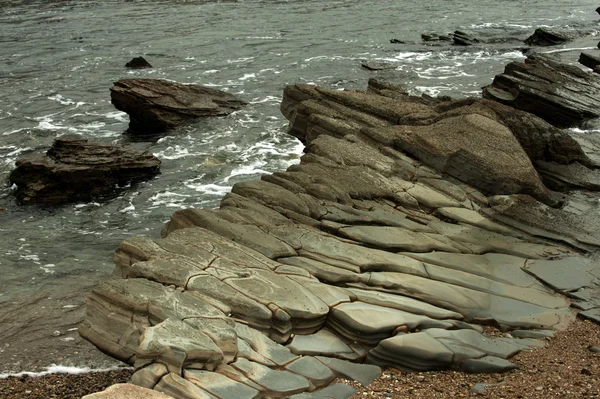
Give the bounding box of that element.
[81,77,598,398]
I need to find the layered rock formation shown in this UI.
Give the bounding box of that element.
[9,136,160,205]
[111,79,247,134]
[81,70,600,398]
[483,54,600,127]
[524,27,572,46]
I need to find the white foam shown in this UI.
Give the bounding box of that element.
[0,365,131,379]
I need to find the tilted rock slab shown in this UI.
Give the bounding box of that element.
[111,78,247,134]
[483,53,600,127]
[82,77,600,398]
[9,136,160,205]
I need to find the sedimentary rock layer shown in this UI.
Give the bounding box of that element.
[82,72,600,399]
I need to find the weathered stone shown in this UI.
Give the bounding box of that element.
[130,363,169,389]
[287,329,357,359]
[111,78,247,134]
[328,302,453,344]
[459,356,518,373]
[9,136,160,205]
[285,356,336,387]
[231,358,311,397]
[315,356,381,386]
[155,373,218,399]
[82,383,172,399]
[389,113,558,206]
[483,54,600,127]
[184,369,260,399]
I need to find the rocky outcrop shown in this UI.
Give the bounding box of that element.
[9,136,160,205]
[483,54,600,127]
[524,28,572,46]
[110,79,247,134]
[81,70,600,398]
[125,56,153,69]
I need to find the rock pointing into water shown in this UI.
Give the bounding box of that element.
[483,53,600,127]
[110,78,248,134]
[9,136,160,205]
[81,55,600,398]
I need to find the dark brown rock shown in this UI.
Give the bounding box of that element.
[524,28,571,46]
[9,136,160,205]
[125,56,152,69]
[482,54,600,127]
[110,78,247,134]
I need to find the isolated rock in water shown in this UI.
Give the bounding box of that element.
[482,54,600,127]
[579,52,600,70]
[9,136,160,205]
[361,62,396,71]
[524,28,571,46]
[390,39,405,44]
[421,33,453,42]
[111,78,247,134]
[125,56,153,69]
[453,30,479,46]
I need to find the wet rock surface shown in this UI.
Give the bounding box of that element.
[110,78,247,134]
[81,56,600,398]
[8,136,160,205]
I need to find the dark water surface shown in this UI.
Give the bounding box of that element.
[0,0,598,373]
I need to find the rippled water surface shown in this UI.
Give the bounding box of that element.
[0,0,598,372]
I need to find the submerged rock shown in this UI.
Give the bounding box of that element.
[483,54,600,127]
[110,78,247,134]
[524,27,572,46]
[125,56,153,69]
[9,136,160,205]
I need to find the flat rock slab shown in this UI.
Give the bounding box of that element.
[83,383,173,399]
[111,78,247,134]
[315,356,381,386]
[9,136,160,205]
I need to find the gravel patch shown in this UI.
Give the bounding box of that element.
[349,318,600,398]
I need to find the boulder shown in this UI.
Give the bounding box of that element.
[125,56,152,69]
[579,52,600,70]
[110,78,247,134]
[482,54,600,127]
[8,136,160,205]
[82,383,172,399]
[389,39,405,44]
[524,28,571,46]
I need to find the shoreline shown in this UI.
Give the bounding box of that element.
[1,319,598,398]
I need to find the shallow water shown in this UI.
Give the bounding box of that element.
[0,0,598,372]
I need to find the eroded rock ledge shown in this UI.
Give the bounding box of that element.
[82,73,600,399]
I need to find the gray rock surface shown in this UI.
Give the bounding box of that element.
[82,68,600,398]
